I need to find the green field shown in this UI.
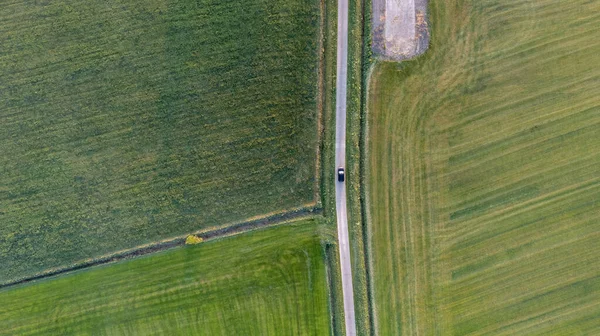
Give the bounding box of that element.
[0,220,332,335]
[367,0,600,334]
[0,0,322,283]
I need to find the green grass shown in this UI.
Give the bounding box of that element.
[367,0,600,334]
[0,0,322,283]
[0,220,332,335]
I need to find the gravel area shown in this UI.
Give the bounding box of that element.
[372,0,429,60]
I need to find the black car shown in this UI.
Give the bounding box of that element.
[337,167,345,182]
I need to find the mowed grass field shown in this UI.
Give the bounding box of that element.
[0,221,332,335]
[367,0,600,334]
[0,0,321,283]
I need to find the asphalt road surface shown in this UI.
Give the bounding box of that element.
[334,0,357,335]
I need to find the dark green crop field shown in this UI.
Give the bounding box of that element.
[0,0,321,283]
[0,220,332,335]
[367,0,600,334]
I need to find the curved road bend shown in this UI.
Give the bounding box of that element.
[335,0,357,335]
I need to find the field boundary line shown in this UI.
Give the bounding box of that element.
[0,205,322,290]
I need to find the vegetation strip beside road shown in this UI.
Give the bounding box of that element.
[0,221,332,335]
[366,0,600,334]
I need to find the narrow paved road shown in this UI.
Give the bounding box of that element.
[334,0,357,335]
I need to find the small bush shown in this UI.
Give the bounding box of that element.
[185,235,203,245]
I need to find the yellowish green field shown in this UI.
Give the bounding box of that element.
[367,0,600,334]
[0,220,332,335]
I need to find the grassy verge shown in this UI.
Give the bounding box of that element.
[367,0,600,334]
[0,0,322,283]
[319,0,339,219]
[0,220,333,335]
[325,243,346,335]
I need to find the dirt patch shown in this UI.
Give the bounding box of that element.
[372,0,429,60]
